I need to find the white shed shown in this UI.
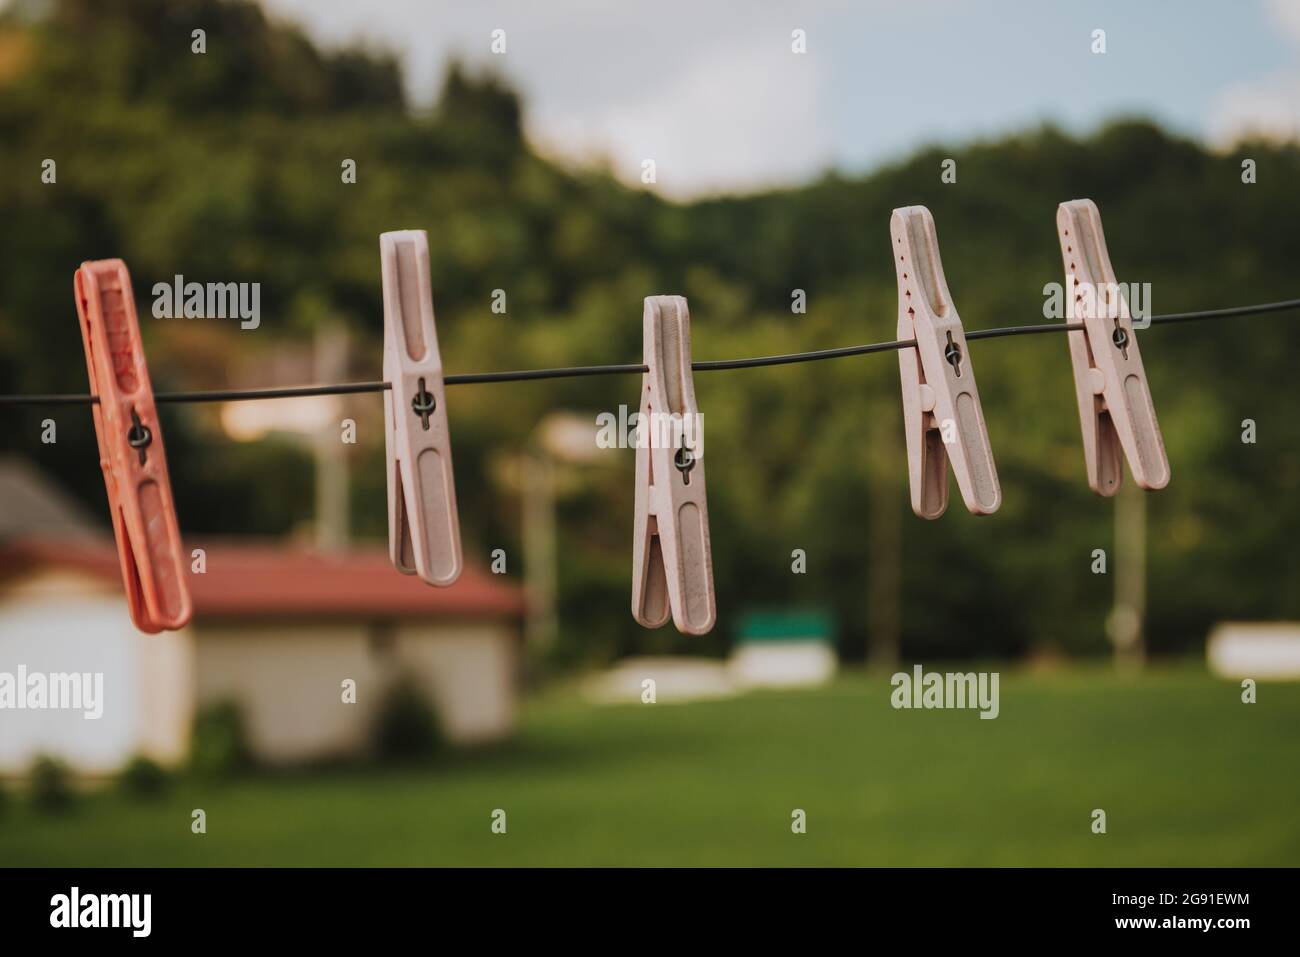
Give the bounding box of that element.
[0,537,524,775]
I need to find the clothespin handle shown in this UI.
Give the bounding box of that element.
[1057,200,1169,494]
[632,296,715,635]
[891,206,1000,518]
[75,259,191,633]
[381,230,463,586]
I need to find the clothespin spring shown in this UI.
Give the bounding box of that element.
[411,378,436,428]
[127,409,152,465]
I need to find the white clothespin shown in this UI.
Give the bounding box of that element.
[631,296,715,635]
[1056,199,1169,495]
[380,229,463,586]
[891,206,1001,518]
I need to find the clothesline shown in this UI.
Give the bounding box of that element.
[2,297,1297,407]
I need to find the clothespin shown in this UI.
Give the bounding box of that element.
[1056,199,1169,495]
[74,259,191,633]
[891,206,1001,519]
[631,296,715,635]
[380,229,463,586]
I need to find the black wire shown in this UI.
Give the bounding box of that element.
[693,336,921,370]
[156,381,392,403]
[3,297,1297,407]
[447,364,646,385]
[1147,298,1300,325]
[965,321,1083,341]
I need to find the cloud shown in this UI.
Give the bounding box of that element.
[1264,0,1300,42]
[1206,72,1300,146]
[261,0,833,196]
[1206,0,1300,146]
[531,38,831,197]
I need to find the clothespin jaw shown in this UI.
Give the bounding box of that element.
[74,259,191,633]
[631,296,715,635]
[891,206,1001,519]
[380,229,463,587]
[1056,200,1169,495]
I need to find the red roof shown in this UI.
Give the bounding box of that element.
[0,537,524,621]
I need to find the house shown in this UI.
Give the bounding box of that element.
[730,610,837,688]
[0,459,524,776]
[1207,622,1300,681]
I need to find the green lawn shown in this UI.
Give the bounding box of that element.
[2,666,1297,866]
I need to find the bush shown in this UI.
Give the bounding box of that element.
[189,701,253,777]
[371,677,442,762]
[120,755,170,798]
[29,755,74,812]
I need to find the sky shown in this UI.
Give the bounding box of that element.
[259,0,1300,197]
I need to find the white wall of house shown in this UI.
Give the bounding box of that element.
[1,568,519,772]
[0,570,193,775]
[194,622,380,763]
[394,622,516,743]
[195,619,517,762]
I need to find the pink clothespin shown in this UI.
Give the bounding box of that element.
[891,206,1001,519]
[1056,199,1169,495]
[74,259,192,633]
[631,296,715,635]
[380,230,463,586]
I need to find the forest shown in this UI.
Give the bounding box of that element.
[2,0,1297,664]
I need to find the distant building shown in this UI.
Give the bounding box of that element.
[0,456,103,543]
[1208,622,1300,681]
[730,611,837,689]
[0,459,524,775]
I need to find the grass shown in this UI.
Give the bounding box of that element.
[1,665,1297,866]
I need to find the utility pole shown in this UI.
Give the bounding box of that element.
[1107,477,1147,671]
[867,387,902,669]
[314,324,350,552]
[522,450,558,649]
